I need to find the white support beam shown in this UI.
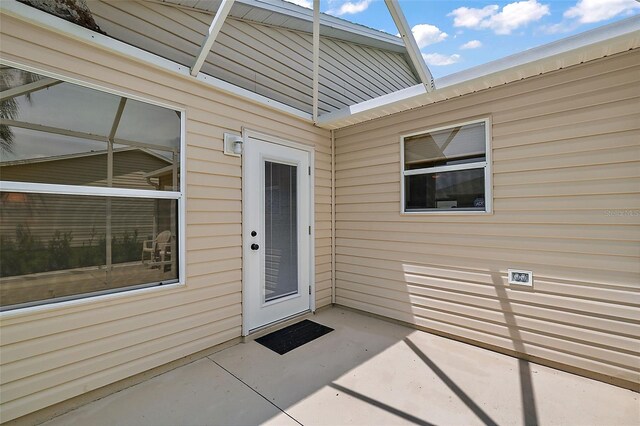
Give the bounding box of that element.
[384,0,434,92]
[191,0,235,76]
[312,0,320,123]
[105,97,127,281]
[108,97,127,141]
[0,77,62,100]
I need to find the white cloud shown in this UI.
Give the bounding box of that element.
[411,24,448,48]
[328,0,372,16]
[449,1,550,35]
[422,53,462,66]
[460,40,482,49]
[450,5,499,28]
[564,0,640,23]
[539,21,579,34]
[284,0,312,8]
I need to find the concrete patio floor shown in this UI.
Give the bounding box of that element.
[43,307,639,426]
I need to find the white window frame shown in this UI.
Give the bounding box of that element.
[0,59,187,312]
[400,117,492,215]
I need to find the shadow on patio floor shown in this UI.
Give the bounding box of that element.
[42,307,639,426]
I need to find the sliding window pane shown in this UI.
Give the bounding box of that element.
[0,66,180,191]
[405,168,485,211]
[404,121,486,170]
[0,127,179,191]
[0,192,178,309]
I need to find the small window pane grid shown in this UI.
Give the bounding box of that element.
[0,65,183,311]
[402,119,491,213]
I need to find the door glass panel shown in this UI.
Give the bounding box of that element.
[264,161,298,302]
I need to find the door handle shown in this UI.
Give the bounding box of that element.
[251,243,260,251]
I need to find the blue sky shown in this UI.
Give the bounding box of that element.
[286,0,640,78]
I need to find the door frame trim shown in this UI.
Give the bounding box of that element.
[241,128,316,336]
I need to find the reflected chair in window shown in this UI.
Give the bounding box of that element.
[141,230,172,268]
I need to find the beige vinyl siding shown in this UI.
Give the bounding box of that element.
[334,49,640,390]
[0,14,331,422]
[87,0,417,115]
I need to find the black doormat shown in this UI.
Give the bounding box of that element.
[255,319,334,355]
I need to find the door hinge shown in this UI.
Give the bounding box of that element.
[308,226,311,235]
[309,286,311,295]
[308,166,311,175]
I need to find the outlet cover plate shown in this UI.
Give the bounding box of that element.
[508,269,533,286]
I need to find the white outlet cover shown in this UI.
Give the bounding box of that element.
[508,269,533,286]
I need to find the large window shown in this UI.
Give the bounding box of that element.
[402,118,491,213]
[0,65,183,310]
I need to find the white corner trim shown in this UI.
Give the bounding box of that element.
[384,0,434,91]
[1,0,312,122]
[191,0,235,76]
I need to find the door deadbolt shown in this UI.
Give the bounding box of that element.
[251,231,257,237]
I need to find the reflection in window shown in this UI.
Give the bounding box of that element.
[0,68,180,190]
[0,66,182,310]
[0,193,178,307]
[405,169,486,210]
[402,120,490,212]
[264,161,298,302]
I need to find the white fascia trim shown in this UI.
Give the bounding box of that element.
[436,15,640,88]
[193,73,311,120]
[1,0,312,122]
[318,15,640,129]
[316,83,426,126]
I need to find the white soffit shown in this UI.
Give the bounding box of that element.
[317,16,640,130]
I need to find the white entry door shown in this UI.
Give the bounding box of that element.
[243,133,312,334]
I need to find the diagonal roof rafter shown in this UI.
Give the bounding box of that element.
[384,0,435,92]
[190,0,236,76]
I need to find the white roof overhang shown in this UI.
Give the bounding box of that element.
[162,0,407,53]
[163,0,430,109]
[3,0,638,131]
[317,16,640,130]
